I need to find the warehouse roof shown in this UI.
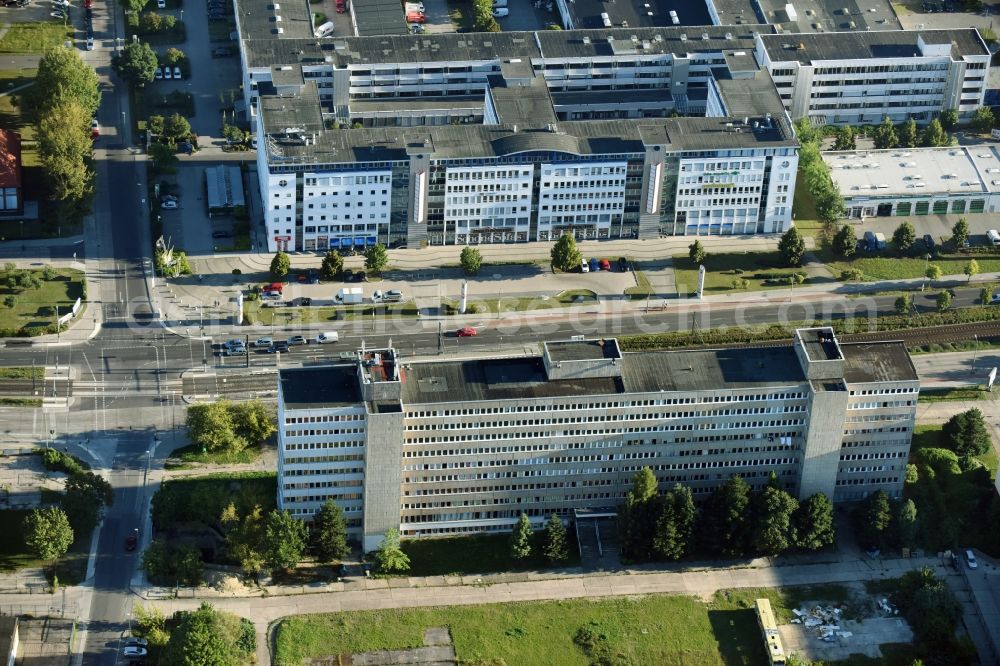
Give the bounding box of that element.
[759,28,988,64]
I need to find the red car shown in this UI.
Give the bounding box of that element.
[599,259,611,271]
[406,12,425,22]
[456,327,477,337]
[335,0,346,12]
[84,0,92,6]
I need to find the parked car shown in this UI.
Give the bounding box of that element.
[384,289,403,302]
[287,335,308,346]
[456,327,477,337]
[155,66,163,79]
[266,341,289,353]
[212,46,233,57]
[90,119,100,139]
[253,337,273,348]
[163,66,172,79]
[588,257,598,272]
[349,271,366,282]
[405,12,425,22]
[208,12,227,20]
[409,23,425,33]
[335,0,346,11]
[966,549,978,569]
[160,200,178,209]
[211,230,232,239]
[124,534,137,551]
[3,1,19,6]
[86,36,94,50]
[580,260,589,273]
[156,0,165,7]
[493,7,508,16]
[599,259,611,271]
[342,269,354,282]
[317,332,339,343]
[173,65,182,79]
[617,256,628,272]
[161,194,178,203]
[124,637,149,649]
[122,647,148,658]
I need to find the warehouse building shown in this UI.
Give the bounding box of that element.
[825,145,1000,219]
[276,328,918,549]
[755,28,990,126]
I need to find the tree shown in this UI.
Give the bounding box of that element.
[631,467,657,503]
[28,47,101,119]
[750,484,799,556]
[311,499,349,562]
[688,239,706,264]
[186,400,246,453]
[814,186,845,226]
[833,126,856,151]
[147,114,165,136]
[270,251,290,279]
[965,259,979,282]
[899,118,918,149]
[221,504,266,576]
[832,224,857,258]
[23,506,73,563]
[894,294,912,315]
[652,484,696,560]
[113,41,158,88]
[542,514,569,564]
[373,528,410,574]
[895,499,918,551]
[982,284,995,306]
[163,113,191,143]
[231,399,275,446]
[701,476,751,557]
[62,471,113,535]
[920,118,948,148]
[892,221,916,253]
[163,47,186,66]
[222,123,246,145]
[37,100,94,208]
[161,602,252,666]
[872,117,899,149]
[124,0,149,13]
[148,142,178,172]
[364,242,389,274]
[936,290,952,312]
[926,264,942,282]
[855,489,892,550]
[550,232,583,272]
[952,218,970,249]
[510,513,533,560]
[460,246,483,275]
[618,467,660,562]
[942,408,992,460]
[142,540,202,586]
[263,509,308,571]
[139,11,164,33]
[791,493,835,551]
[778,226,806,267]
[938,108,959,131]
[972,106,996,133]
[319,250,344,281]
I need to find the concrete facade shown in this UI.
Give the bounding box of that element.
[276,329,918,549]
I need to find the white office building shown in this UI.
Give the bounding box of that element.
[755,29,990,126]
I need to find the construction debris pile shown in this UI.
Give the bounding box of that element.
[791,605,852,643]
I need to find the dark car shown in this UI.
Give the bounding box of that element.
[212,231,232,239]
[125,534,137,551]
[342,269,354,282]
[923,234,935,250]
[208,13,227,20]
[266,341,289,353]
[3,1,19,7]
[350,271,367,282]
[212,46,233,57]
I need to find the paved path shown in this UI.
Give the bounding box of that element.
[140,555,948,665]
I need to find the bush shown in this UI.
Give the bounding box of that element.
[38,448,87,475]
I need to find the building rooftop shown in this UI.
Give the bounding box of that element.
[280,365,360,408]
[545,338,622,362]
[240,25,774,70]
[758,0,900,34]
[487,74,558,129]
[353,0,408,35]
[236,0,314,41]
[797,327,844,362]
[566,0,724,30]
[824,146,1000,200]
[259,112,797,166]
[759,28,989,64]
[840,341,918,383]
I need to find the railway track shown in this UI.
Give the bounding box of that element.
[696,321,1000,351]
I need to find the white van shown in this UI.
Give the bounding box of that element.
[988,229,1000,246]
[317,332,339,344]
[493,7,508,16]
[314,21,335,38]
[493,0,507,7]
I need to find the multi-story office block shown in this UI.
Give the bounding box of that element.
[276,328,918,549]
[755,29,990,125]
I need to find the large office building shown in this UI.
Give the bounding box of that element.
[276,328,918,549]
[755,29,990,126]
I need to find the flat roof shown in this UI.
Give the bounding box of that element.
[280,365,360,408]
[841,341,918,383]
[759,0,900,34]
[545,339,621,362]
[824,146,1000,200]
[567,0,721,30]
[760,28,988,64]
[353,0,408,35]
[236,0,314,41]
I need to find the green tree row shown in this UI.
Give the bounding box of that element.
[133,602,256,666]
[618,468,834,562]
[270,243,389,281]
[185,398,276,454]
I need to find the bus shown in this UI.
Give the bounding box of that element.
[754,598,787,666]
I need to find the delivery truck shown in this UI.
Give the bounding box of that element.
[335,287,364,304]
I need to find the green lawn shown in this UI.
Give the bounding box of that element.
[441,290,598,314]
[829,255,1000,282]
[0,366,43,379]
[401,531,580,577]
[673,252,816,295]
[917,387,986,404]
[164,442,261,469]
[244,301,419,326]
[912,423,998,476]
[0,23,73,53]
[0,268,85,335]
[274,584,854,666]
[0,509,90,584]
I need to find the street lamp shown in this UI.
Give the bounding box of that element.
[972,334,980,374]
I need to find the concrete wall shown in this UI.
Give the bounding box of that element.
[363,406,406,551]
[798,383,849,499]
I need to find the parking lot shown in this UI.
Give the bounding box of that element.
[159,163,245,256]
[852,213,1000,249]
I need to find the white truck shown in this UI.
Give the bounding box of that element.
[335,287,364,304]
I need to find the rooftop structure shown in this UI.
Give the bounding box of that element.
[757,27,988,64]
[757,0,900,34]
